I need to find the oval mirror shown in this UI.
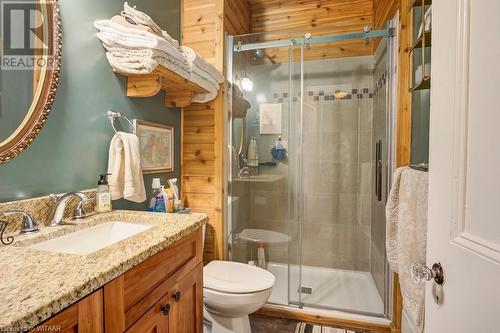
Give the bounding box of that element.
[0,0,62,163]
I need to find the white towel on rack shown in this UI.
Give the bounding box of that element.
[107,131,146,203]
[386,167,428,333]
[181,46,225,83]
[191,86,219,104]
[122,2,179,47]
[191,63,220,88]
[94,20,187,65]
[105,51,219,104]
[105,51,191,78]
[101,44,188,70]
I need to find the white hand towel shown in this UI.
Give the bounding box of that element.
[386,167,428,333]
[107,132,146,203]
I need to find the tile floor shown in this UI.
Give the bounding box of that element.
[249,314,298,333]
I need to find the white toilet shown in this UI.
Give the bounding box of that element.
[203,260,275,333]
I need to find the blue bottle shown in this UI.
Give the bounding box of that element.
[154,186,167,213]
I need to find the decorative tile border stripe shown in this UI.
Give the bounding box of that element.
[272,87,374,102]
[373,69,388,96]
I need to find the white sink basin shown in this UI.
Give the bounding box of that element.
[29,222,152,255]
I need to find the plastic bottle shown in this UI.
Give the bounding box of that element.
[163,187,175,213]
[148,178,162,212]
[247,137,259,167]
[154,186,167,212]
[257,243,266,269]
[96,174,112,213]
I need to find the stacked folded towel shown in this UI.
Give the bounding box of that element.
[94,2,223,103]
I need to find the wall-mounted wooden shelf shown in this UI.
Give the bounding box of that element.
[410,76,431,92]
[114,65,210,108]
[410,30,432,52]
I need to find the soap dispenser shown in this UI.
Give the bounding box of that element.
[96,174,112,213]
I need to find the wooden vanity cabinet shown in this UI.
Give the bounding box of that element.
[105,228,203,333]
[126,263,203,333]
[32,228,203,333]
[31,290,104,333]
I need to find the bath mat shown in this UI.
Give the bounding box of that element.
[295,322,357,333]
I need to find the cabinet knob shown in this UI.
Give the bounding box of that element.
[173,291,181,302]
[161,303,171,316]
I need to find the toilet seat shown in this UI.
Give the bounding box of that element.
[204,261,275,294]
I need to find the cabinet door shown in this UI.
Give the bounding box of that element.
[32,289,103,333]
[169,263,203,333]
[126,293,171,333]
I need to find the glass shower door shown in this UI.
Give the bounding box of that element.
[227,33,302,308]
[285,42,305,308]
[296,37,389,315]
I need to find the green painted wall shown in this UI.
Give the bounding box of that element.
[0,0,181,209]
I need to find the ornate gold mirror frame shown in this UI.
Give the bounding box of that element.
[0,0,62,164]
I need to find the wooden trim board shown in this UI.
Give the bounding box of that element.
[257,306,392,333]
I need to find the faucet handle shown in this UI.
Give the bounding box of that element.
[0,210,39,234]
[73,201,87,220]
[0,220,14,245]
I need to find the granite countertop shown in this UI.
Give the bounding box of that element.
[0,210,207,331]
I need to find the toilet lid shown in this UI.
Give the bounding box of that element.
[204,261,275,294]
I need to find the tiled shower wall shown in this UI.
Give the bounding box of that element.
[301,57,374,271]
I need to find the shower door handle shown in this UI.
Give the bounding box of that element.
[375,140,382,202]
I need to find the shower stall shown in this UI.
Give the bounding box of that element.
[226,21,397,320]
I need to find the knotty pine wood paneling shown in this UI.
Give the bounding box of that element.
[181,0,250,263]
[181,0,220,66]
[225,0,251,35]
[396,0,411,168]
[181,99,220,263]
[372,0,398,50]
[374,0,398,29]
[248,0,374,62]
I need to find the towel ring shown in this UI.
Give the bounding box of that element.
[106,110,136,134]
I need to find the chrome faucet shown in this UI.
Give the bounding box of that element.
[0,210,39,234]
[49,192,90,226]
[238,154,250,178]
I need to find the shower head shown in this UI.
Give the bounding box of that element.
[253,49,265,60]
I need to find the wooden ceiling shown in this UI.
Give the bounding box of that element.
[250,0,374,36]
[240,0,396,62]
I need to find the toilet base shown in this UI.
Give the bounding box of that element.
[204,307,251,333]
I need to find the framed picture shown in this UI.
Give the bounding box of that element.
[133,120,174,174]
[259,103,282,134]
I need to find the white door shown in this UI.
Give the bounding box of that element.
[426,0,500,332]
